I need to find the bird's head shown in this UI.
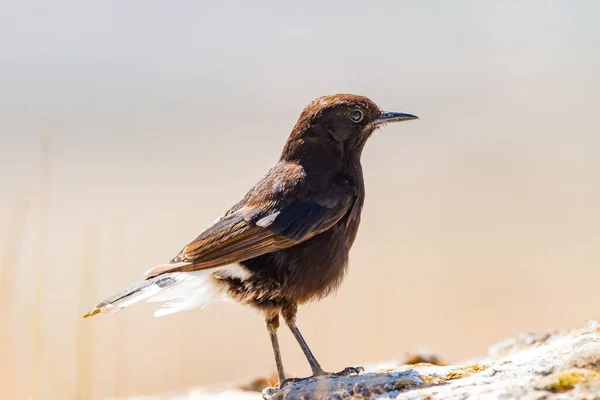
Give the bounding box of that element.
[282,94,417,163]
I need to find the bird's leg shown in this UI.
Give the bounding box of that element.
[265,312,286,384]
[277,303,363,389]
[282,303,326,377]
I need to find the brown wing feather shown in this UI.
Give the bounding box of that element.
[144,211,294,278]
[144,168,357,279]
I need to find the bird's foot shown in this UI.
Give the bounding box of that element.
[330,365,364,377]
[261,386,278,399]
[279,376,312,388]
[262,367,364,398]
[262,375,315,400]
[262,376,313,398]
[280,366,363,387]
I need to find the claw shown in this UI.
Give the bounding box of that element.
[262,366,364,398]
[332,366,364,377]
[262,386,277,400]
[279,376,307,388]
[261,376,314,399]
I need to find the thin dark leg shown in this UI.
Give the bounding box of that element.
[266,313,286,383]
[287,322,327,376]
[282,303,326,376]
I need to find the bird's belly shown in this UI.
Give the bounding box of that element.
[228,224,351,308]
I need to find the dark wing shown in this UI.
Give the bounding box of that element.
[144,183,356,278]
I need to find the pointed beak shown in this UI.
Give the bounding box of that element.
[373,111,419,126]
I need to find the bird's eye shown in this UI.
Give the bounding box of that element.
[349,110,364,123]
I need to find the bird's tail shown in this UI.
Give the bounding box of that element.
[82,269,225,319]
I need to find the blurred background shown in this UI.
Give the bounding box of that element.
[1,1,599,399]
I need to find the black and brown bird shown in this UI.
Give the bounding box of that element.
[84,93,417,385]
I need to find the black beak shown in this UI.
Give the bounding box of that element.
[373,111,419,125]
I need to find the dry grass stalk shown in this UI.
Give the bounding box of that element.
[0,199,29,400]
[75,226,97,399]
[28,133,51,399]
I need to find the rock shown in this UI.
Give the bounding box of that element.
[130,320,600,400]
[263,370,425,400]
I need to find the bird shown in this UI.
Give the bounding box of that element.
[83,93,418,386]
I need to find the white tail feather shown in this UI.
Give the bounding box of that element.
[149,270,224,317]
[84,265,249,318]
[149,265,249,316]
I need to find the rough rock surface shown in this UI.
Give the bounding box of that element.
[129,321,600,400]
